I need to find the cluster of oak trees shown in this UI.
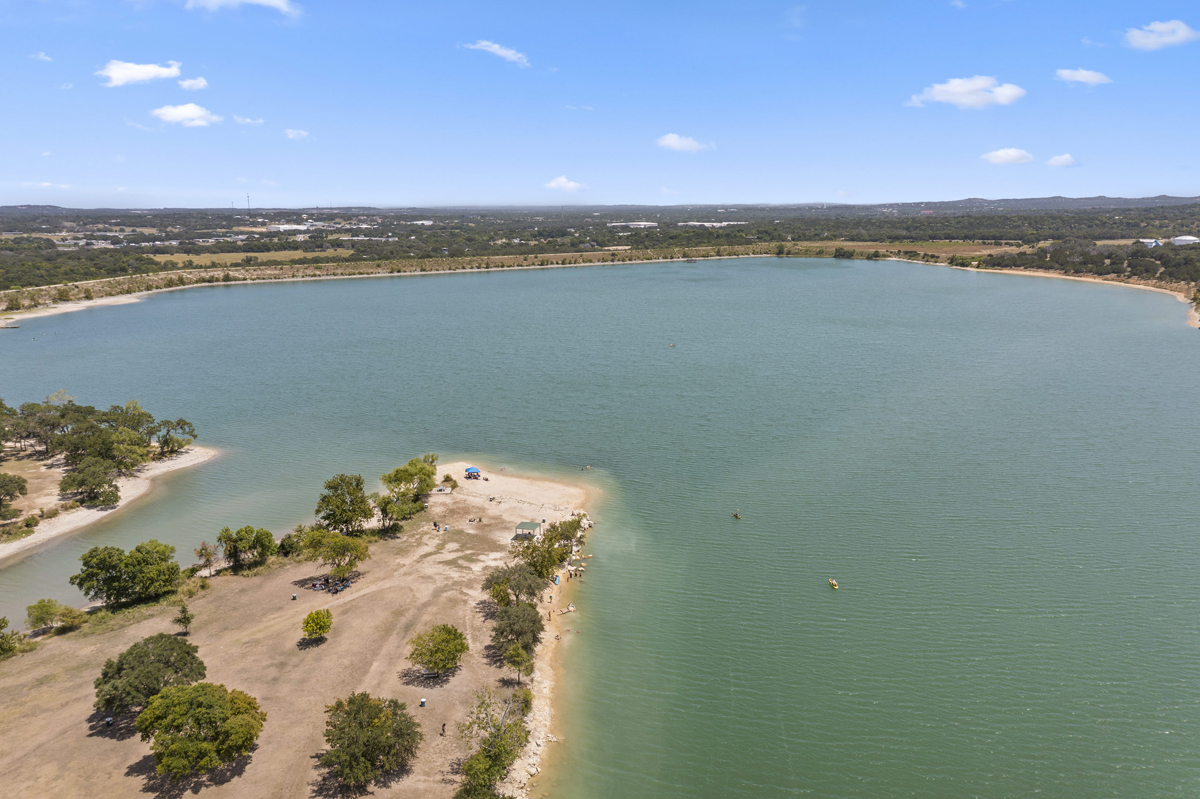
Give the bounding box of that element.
[0,392,195,509]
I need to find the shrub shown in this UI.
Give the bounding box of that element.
[303,609,333,639]
[512,686,533,716]
[26,598,66,629]
[57,606,88,630]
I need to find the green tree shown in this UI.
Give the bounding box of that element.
[406,624,469,675]
[315,474,374,536]
[136,682,266,778]
[173,603,195,635]
[482,563,545,607]
[154,419,197,457]
[194,541,217,575]
[303,609,333,639]
[503,644,534,685]
[25,598,66,629]
[509,517,585,580]
[216,525,277,570]
[381,456,438,501]
[301,527,371,579]
[319,692,424,787]
[0,472,28,512]
[490,604,544,655]
[0,617,25,658]
[69,540,180,605]
[457,688,529,789]
[69,545,129,604]
[94,633,207,716]
[60,456,120,505]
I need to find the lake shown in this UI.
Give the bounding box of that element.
[2,258,1198,797]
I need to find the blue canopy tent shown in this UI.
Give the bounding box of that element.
[465,466,482,480]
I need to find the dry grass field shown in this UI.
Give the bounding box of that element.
[0,463,589,799]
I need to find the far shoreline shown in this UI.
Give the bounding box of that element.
[0,445,218,568]
[6,251,1198,330]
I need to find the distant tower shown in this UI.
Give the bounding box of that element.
[247,194,250,212]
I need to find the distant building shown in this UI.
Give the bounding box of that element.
[267,224,309,232]
[607,222,658,228]
[1171,236,1200,246]
[1138,239,1162,248]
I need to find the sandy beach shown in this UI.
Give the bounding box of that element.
[0,446,218,568]
[945,264,1200,328]
[0,459,596,798]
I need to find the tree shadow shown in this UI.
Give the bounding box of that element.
[86,708,139,741]
[297,636,327,650]
[125,750,254,798]
[308,751,416,798]
[481,643,506,668]
[397,665,456,687]
[473,598,498,622]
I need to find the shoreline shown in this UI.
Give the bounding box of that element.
[0,445,218,568]
[433,461,603,798]
[7,251,1198,331]
[945,264,1200,328]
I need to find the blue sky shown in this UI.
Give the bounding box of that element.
[4,0,1200,207]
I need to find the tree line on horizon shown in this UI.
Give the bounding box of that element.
[4,205,1200,291]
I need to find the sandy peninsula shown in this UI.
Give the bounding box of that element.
[0,446,218,568]
[0,459,596,799]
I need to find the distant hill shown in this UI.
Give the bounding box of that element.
[4,196,1200,218]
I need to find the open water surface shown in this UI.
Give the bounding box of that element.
[1,258,1198,797]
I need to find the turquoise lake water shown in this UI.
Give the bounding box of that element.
[2,258,1199,797]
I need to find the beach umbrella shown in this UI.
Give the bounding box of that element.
[465,467,480,474]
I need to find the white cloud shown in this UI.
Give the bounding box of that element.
[151,103,222,127]
[22,182,70,189]
[950,0,966,7]
[1125,20,1200,51]
[179,77,208,90]
[785,6,805,27]
[42,151,51,157]
[1056,68,1111,86]
[285,129,309,140]
[30,52,52,62]
[545,176,584,192]
[981,148,1034,165]
[464,40,530,68]
[1048,154,1076,167]
[908,75,1026,109]
[185,0,299,15]
[97,60,181,87]
[657,133,712,153]
[60,83,73,90]
[234,115,264,125]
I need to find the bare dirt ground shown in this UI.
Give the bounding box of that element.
[0,462,591,799]
[1,446,63,516]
